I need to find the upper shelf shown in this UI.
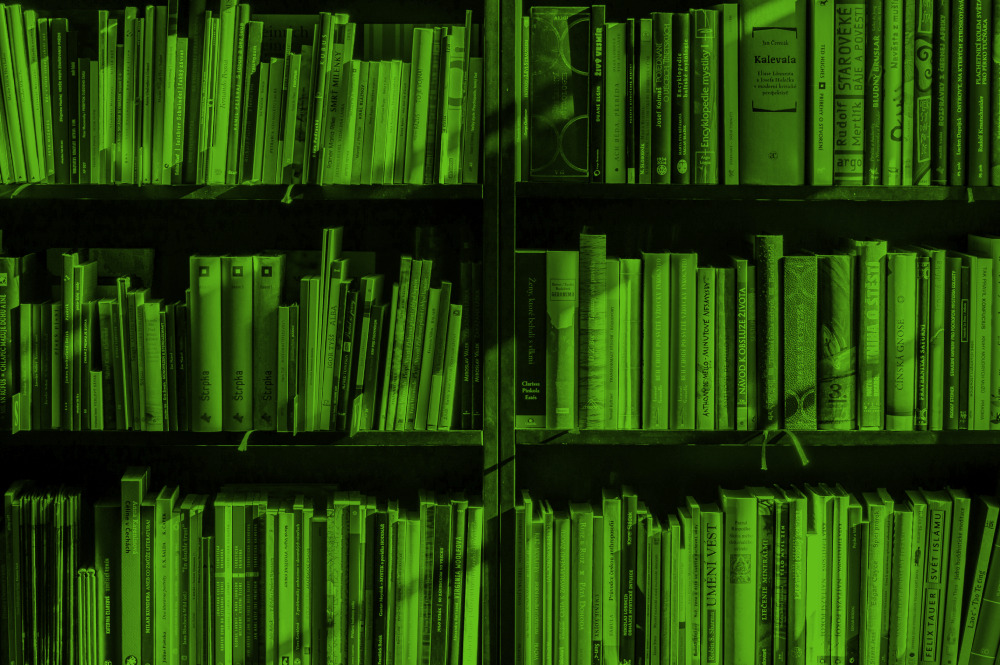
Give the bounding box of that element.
[516,429,1000,446]
[0,184,484,202]
[516,183,1000,202]
[3,429,484,448]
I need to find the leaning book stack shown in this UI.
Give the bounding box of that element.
[0,224,483,434]
[515,231,1000,432]
[0,3,483,185]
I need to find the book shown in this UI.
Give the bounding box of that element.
[545,250,578,429]
[817,254,856,429]
[754,235,783,430]
[579,234,607,429]
[783,255,818,429]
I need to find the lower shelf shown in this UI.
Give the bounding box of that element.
[515,428,1000,446]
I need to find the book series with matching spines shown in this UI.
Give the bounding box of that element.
[515,231,1000,431]
[520,0,1000,186]
[0,2,483,186]
[0,225,483,434]
[516,484,1000,665]
[1,468,485,665]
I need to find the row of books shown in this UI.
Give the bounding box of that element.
[516,485,996,665]
[520,0,998,186]
[2,468,485,665]
[0,226,484,433]
[0,3,483,186]
[515,233,1000,431]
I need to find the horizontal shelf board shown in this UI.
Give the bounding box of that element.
[0,184,483,201]
[516,429,1000,446]
[4,429,483,448]
[516,183,996,202]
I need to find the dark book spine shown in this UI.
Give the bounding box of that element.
[671,13,690,184]
[431,503,452,665]
[959,264,970,428]
[590,6,606,182]
[423,28,443,184]
[915,256,931,429]
[626,18,636,183]
[950,0,967,184]
[620,495,637,665]
[931,0,950,183]
[175,304,189,431]
[336,290,359,432]
[0,257,15,432]
[79,56,90,185]
[864,0,883,184]
[652,12,671,184]
[165,306,178,431]
[754,235,784,430]
[471,261,482,430]
[944,257,960,429]
[459,260,473,430]
[515,252,546,428]
[373,510,388,665]
[51,19,69,183]
[40,303,52,430]
[970,0,991,184]
[66,32,79,184]
[845,506,862,665]
[95,502,122,665]
[756,500,774,665]
[141,498,154,665]
[773,501,789,665]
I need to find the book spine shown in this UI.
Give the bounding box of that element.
[515,252,546,428]
[886,253,918,430]
[604,21,626,183]
[883,0,904,184]
[697,267,716,429]
[942,494,971,665]
[865,0,885,183]
[643,253,670,429]
[723,493,757,665]
[626,18,636,184]
[833,0,866,184]
[969,522,1000,665]
[589,6,605,182]
[950,0,967,184]
[692,10,719,184]
[671,253,697,429]
[856,241,888,429]
[671,14,689,184]
[190,256,222,432]
[902,0,916,185]
[639,18,652,184]
[739,0,807,184]
[621,259,642,429]
[970,0,991,184]
[958,501,998,665]
[915,0,933,184]
[716,267,735,429]
[757,499,775,665]
[931,0,949,183]
[718,4,739,184]
[252,255,282,430]
[818,255,857,429]
[755,235,784,430]
[748,265,758,428]
[915,256,931,429]
[919,501,952,665]
[784,256,819,429]
[812,0,835,184]
[651,12,671,184]
[222,256,252,431]
[972,257,993,430]
[579,235,608,429]
[422,28,443,184]
[546,251,579,429]
[927,250,946,430]
[959,264,971,429]
[733,259,749,429]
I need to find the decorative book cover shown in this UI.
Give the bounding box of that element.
[783,255,817,429]
[818,254,856,430]
[754,234,783,430]
[546,250,578,429]
[833,0,865,184]
[738,0,807,184]
[529,6,590,181]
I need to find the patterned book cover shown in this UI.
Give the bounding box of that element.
[818,254,856,430]
[783,255,817,429]
[754,235,783,430]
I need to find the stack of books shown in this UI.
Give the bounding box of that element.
[0,3,483,185]
[515,232,1000,431]
[0,225,484,433]
[516,485,999,665]
[2,468,485,665]
[520,0,996,186]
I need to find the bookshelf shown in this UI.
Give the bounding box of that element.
[499,0,1000,661]
[0,0,501,661]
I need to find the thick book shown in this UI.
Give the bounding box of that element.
[579,234,607,429]
[121,467,150,665]
[754,235,784,429]
[886,252,918,430]
[833,0,866,184]
[189,256,223,432]
[643,252,670,429]
[851,239,888,429]
[545,250,578,429]
[516,250,546,428]
[222,256,252,431]
[966,235,1000,429]
[958,496,1000,665]
[783,255,818,429]
[818,254,856,429]
[252,254,284,430]
[671,253,697,429]
[738,0,807,183]
[529,6,590,181]
[720,487,758,665]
